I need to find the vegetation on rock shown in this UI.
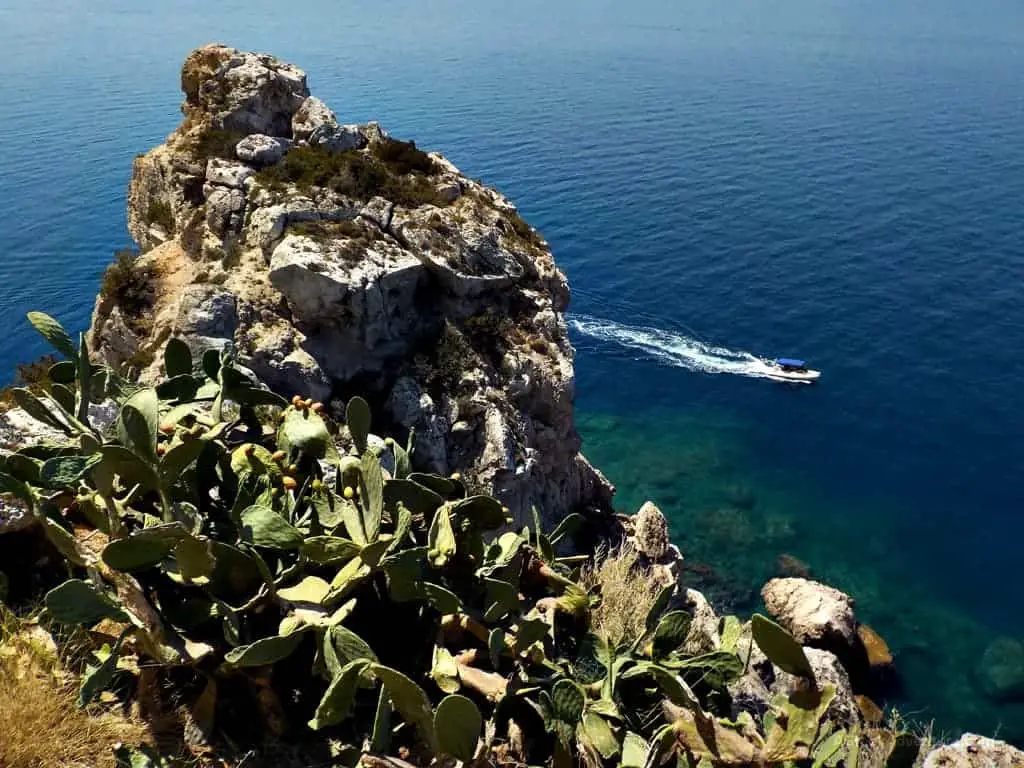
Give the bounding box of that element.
[0,310,936,767]
[100,249,158,335]
[257,141,446,208]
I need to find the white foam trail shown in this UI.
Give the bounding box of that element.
[569,314,785,380]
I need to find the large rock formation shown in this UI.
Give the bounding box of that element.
[89,44,613,526]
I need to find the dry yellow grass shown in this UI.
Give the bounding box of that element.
[580,544,663,649]
[0,608,151,768]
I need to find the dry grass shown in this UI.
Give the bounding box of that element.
[580,544,663,649]
[0,606,151,768]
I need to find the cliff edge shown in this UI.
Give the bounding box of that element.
[89,44,613,525]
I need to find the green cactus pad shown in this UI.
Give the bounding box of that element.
[39,454,99,489]
[223,632,305,667]
[45,579,127,625]
[643,585,674,634]
[431,645,460,694]
[580,711,620,759]
[117,388,160,464]
[435,694,482,761]
[383,479,444,518]
[163,337,193,377]
[301,536,362,564]
[424,583,461,614]
[551,678,585,724]
[278,576,331,605]
[751,613,815,679]
[359,450,383,542]
[239,504,304,550]
[27,311,77,358]
[372,664,437,750]
[171,535,215,583]
[42,519,86,566]
[102,530,182,572]
[621,732,649,768]
[229,443,283,481]
[278,406,337,461]
[346,396,372,454]
[450,495,506,530]
[652,610,692,659]
[622,662,701,710]
[309,658,369,730]
[427,504,457,567]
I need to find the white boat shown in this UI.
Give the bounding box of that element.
[760,358,821,383]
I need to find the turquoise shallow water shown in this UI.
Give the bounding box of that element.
[1,0,1023,739]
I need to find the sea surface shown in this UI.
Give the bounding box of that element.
[1,0,1023,739]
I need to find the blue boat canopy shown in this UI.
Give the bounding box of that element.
[776,358,807,368]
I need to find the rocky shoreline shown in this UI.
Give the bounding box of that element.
[1,44,1022,767]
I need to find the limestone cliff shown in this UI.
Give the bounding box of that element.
[88,44,613,525]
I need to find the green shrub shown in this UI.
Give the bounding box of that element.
[99,250,157,335]
[0,354,59,412]
[145,199,175,233]
[289,219,384,262]
[258,145,447,208]
[183,127,246,161]
[370,137,437,176]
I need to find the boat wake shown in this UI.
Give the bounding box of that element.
[569,314,798,382]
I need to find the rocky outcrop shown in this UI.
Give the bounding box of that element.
[923,734,1024,767]
[761,577,858,654]
[88,44,613,527]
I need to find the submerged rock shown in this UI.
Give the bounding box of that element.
[922,734,1024,767]
[857,624,894,669]
[89,43,614,527]
[977,637,1024,702]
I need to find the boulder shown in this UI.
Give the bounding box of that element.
[857,623,894,670]
[235,134,292,165]
[922,734,1024,767]
[634,500,670,561]
[181,44,308,136]
[291,96,338,141]
[761,578,857,653]
[977,637,1024,702]
[205,158,255,188]
[682,588,720,654]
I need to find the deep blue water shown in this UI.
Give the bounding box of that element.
[2,0,1023,737]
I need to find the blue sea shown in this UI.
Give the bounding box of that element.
[2,0,1023,738]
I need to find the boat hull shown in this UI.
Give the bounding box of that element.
[756,361,821,382]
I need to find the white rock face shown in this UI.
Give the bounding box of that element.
[923,735,1024,767]
[236,134,292,165]
[386,377,449,474]
[181,45,309,136]
[311,124,368,152]
[206,158,255,188]
[761,577,857,651]
[292,96,338,141]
